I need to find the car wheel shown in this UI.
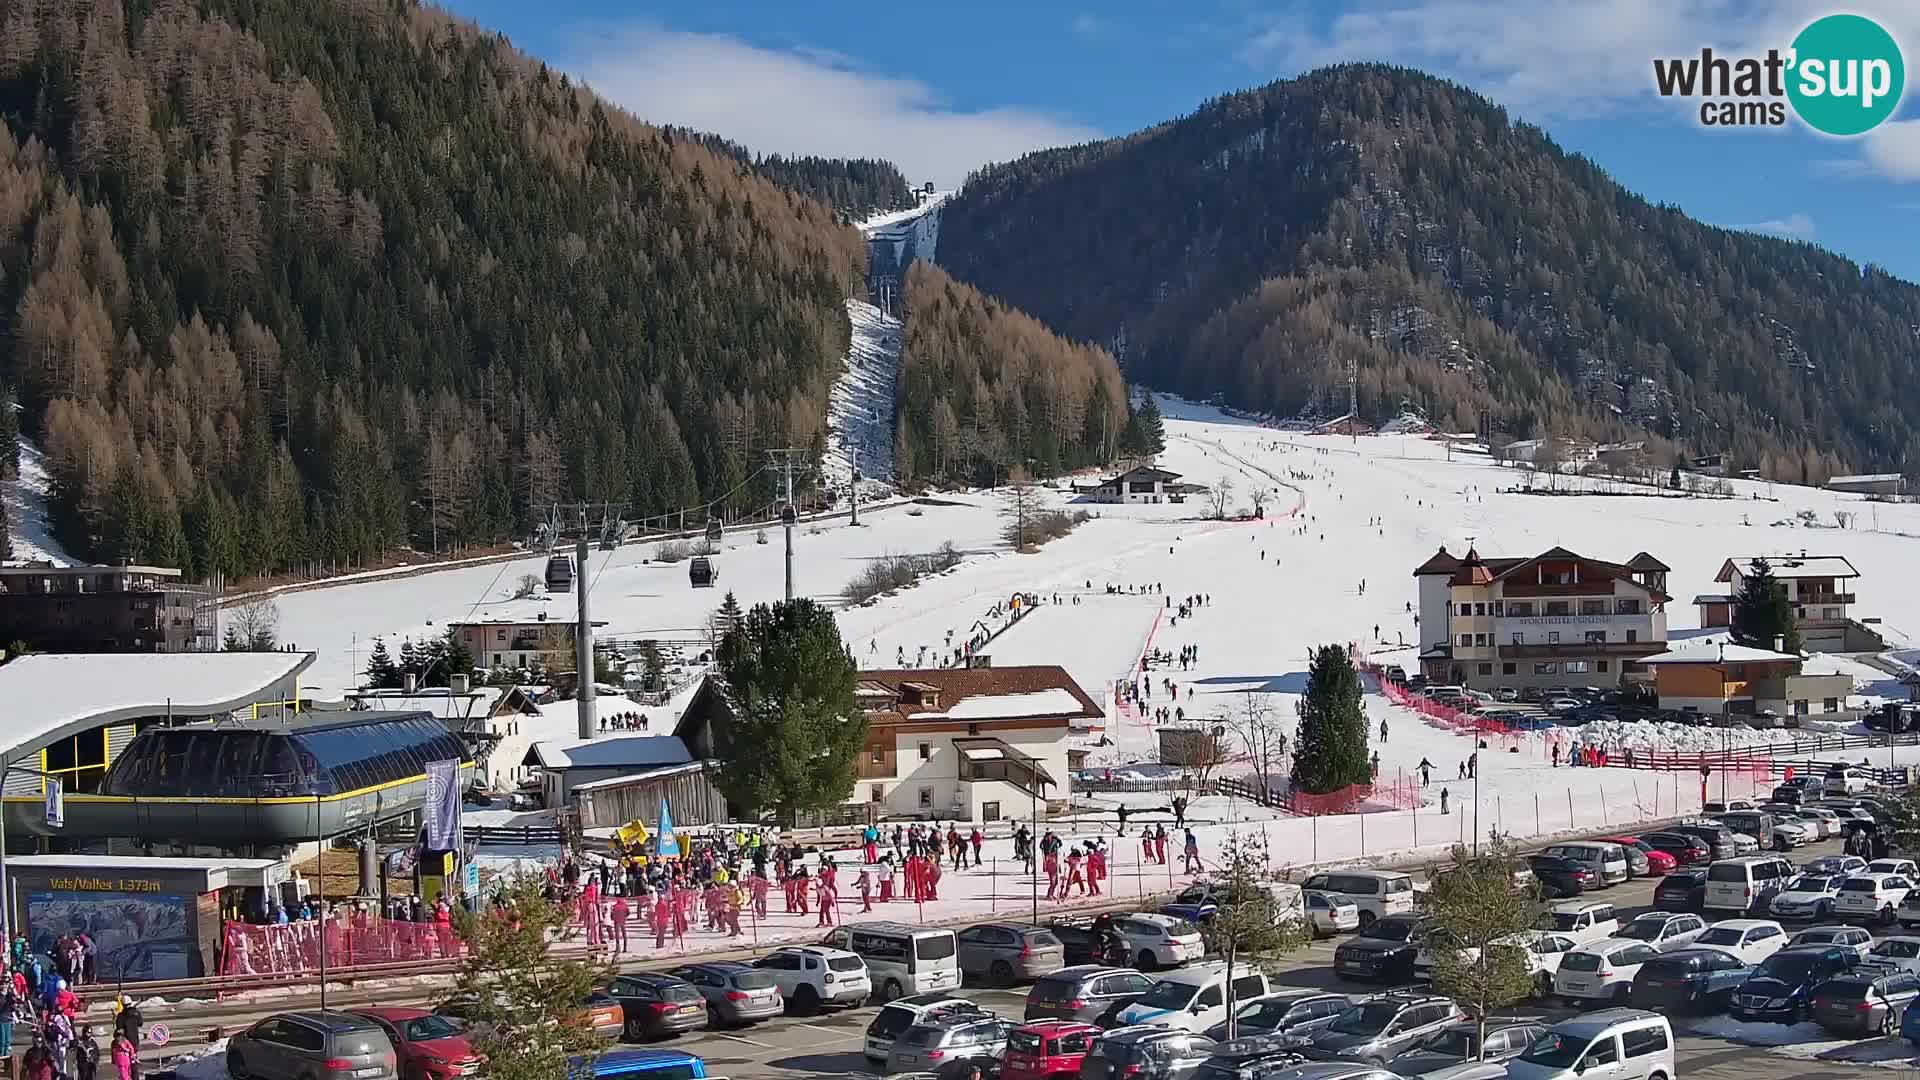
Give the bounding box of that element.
[1882,1010,1898,1036]
[792,985,821,1016]
[708,1003,725,1029]
[1885,906,1899,927]
[1138,949,1160,972]
[990,960,1015,986]
[623,1014,644,1042]
[1536,972,1553,998]
[1614,983,1632,1004]
[879,978,904,1003]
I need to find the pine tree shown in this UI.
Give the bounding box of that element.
[443,627,475,680]
[1291,644,1372,794]
[366,638,401,689]
[1135,395,1166,456]
[1730,558,1802,654]
[713,598,867,822]
[399,638,420,682]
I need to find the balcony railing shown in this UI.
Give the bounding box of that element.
[1795,593,1855,606]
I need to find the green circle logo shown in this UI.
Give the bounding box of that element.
[1787,14,1905,136]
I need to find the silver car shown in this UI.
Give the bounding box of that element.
[227,1012,397,1080]
[885,1014,1014,1075]
[1306,892,1361,937]
[665,961,784,1025]
[956,923,1067,985]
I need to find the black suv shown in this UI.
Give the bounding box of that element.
[1729,945,1860,1023]
[1332,916,1429,983]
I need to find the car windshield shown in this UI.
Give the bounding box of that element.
[1875,940,1920,958]
[828,955,865,972]
[1330,1003,1399,1035]
[1754,954,1826,982]
[901,1026,948,1048]
[1840,878,1878,892]
[1137,981,1201,1010]
[1538,912,1586,932]
[1616,919,1669,942]
[657,982,702,1002]
[1236,1000,1291,1024]
[1707,865,1750,883]
[917,935,957,961]
[868,1005,921,1039]
[731,970,776,990]
[1520,1033,1590,1068]
[1794,930,1841,945]
[1790,876,1834,892]
[1697,928,1744,946]
[1417,1029,1477,1057]
[1008,1030,1044,1054]
[1361,920,1414,942]
[402,1016,462,1042]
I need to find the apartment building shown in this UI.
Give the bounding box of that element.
[1695,554,1866,653]
[1413,546,1670,692]
[0,562,213,653]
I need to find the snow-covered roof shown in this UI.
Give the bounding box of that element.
[1639,644,1802,665]
[1828,473,1902,485]
[856,666,1103,725]
[570,760,711,792]
[0,651,315,762]
[1717,555,1860,581]
[347,686,540,720]
[913,689,1089,721]
[522,734,692,771]
[1693,594,1733,605]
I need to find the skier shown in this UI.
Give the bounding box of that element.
[1182,829,1202,873]
[1379,719,1389,743]
[1417,757,1433,786]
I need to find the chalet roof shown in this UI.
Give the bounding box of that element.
[1626,552,1671,572]
[1447,547,1672,601]
[1693,594,1733,605]
[522,734,693,771]
[1716,555,1860,582]
[855,665,1103,725]
[1413,547,1461,576]
[1103,465,1182,484]
[1640,644,1802,665]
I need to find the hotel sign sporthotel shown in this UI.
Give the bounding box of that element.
[49,877,164,893]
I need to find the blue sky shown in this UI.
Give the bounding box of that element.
[443,1,1920,282]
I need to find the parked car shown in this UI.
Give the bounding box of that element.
[863,994,985,1063]
[1332,915,1430,982]
[663,962,784,1028]
[1049,915,1123,965]
[1611,912,1705,952]
[1553,941,1659,1005]
[1305,892,1362,938]
[1696,919,1789,965]
[1870,859,1920,877]
[577,1050,716,1079]
[1866,935,1920,973]
[1729,944,1861,1024]
[886,1013,1015,1076]
[1826,765,1872,794]
[345,1010,478,1080]
[1667,823,1738,862]
[1506,1009,1673,1080]
[1639,832,1712,867]
[1297,871,1418,928]
[1628,948,1754,1012]
[1815,968,1920,1037]
[1079,1026,1217,1080]
[1300,992,1465,1065]
[1834,873,1915,925]
[1000,1021,1100,1080]
[1703,801,1757,814]
[1769,873,1846,921]
[1383,1020,1547,1080]
[1779,776,1829,801]
[603,973,711,1041]
[1898,889,1920,930]
[1805,855,1870,877]
[1526,855,1594,899]
[751,945,871,1014]
[1192,1035,1315,1080]
[1610,837,1676,876]
[1537,843,1629,887]
[1502,932,1582,998]
[227,1012,399,1080]
[1652,869,1708,913]
[1024,965,1155,1026]
[1535,901,1619,946]
[1203,993,1351,1042]
[957,923,1067,985]
[1114,963,1276,1035]
[1703,855,1796,915]
[1108,913,1208,971]
[1786,925,1874,960]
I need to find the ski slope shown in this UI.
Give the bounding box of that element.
[819,298,900,497]
[2,435,77,566]
[278,395,1920,856]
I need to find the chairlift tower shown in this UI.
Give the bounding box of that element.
[766,450,811,602]
[535,502,628,740]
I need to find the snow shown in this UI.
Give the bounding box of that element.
[922,689,1087,720]
[167,1037,230,1080]
[821,298,901,493]
[1678,1017,1920,1069]
[273,390,1920,871]
[1642,643,1802,663]
[0,652,313,757]
[2,434,77,566]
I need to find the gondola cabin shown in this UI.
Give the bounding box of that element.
[688,556,716,588]
[545,554,575,592]
[705,518,723,543]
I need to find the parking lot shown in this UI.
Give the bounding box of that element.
[654,833,1905,1079]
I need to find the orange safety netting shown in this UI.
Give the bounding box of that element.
[220,917,463,977]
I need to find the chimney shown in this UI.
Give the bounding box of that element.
[449,673,470,695]
[1773,635,1785,654]
[403,672,418,694]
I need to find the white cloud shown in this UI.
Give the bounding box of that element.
[1862,119,1920,182]
[1734,212,1817,239]
[559,26,1100,189]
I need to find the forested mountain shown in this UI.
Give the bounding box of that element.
[940,64,1920,479]
[895,262,1126,488]
[663,127,917,218]
[0,0,869,579]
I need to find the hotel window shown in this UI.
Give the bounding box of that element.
[1615,598,1641,615]
[1502,663,1517,675]
[1474,603,1487,616]
[1478,664,1493,676]
[1459,634,1473,647]
[1512,633,1525,645]
[1545,601,1571,616]
[918,742,931,760]
[871,785,885,803]
[1626,629,1637,643]
[1584,630,1607,644]
[1580,600,1607,615]
[1508,602,1534,616]
[1474,634,1489,647]
[1459,603,1472,616]
[918,787,933,808]
[1824,698,1840,713]
[1565,661,1590,674]
[1492,601,1505,616]
[1597,661,1610,673]
[1534,662,1560,675]
[1548,631,1561,644]
[870,746,885,764]
[1823,608,1840,620]
[495,628,507,642]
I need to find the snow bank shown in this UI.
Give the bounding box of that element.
[168,1037,231,1080]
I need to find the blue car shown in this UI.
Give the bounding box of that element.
[573,1050,713,1080]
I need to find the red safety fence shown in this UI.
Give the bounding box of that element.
[220,917,463,977]
[1281,773,1422,816]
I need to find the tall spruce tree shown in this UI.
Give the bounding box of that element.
[713,598,867,822]
[1291,645,1372,794]
[1730,558,1802,654]
[366,638,401,689]
[1136,395,1167,456]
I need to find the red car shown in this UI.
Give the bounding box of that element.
[350,1008,482,1080]
[1598,835,1676,876]
[1001,1020,1100,1079]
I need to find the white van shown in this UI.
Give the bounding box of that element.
[1703,855,1796,915]
[1539,842,1630,887]
[1111,962,1275,1034]
[1508,1008,1674,1080]
[1299,871,1417,927]
[822,922,961,1001]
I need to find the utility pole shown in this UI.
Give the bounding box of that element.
[767,450,807,603]
[575,524,595,741]
[848,442,860,527]
[1348,351,1358,445]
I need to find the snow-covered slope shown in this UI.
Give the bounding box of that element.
[3,437,77,566]
[820,299,900,495]
[863,192,948,279]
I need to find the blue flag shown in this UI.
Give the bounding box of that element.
[655,798,680,858]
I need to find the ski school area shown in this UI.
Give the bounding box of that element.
[262,394,1920,958]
